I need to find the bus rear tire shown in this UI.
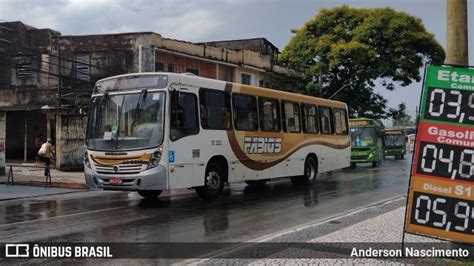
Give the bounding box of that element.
[138,190,162,200]
[291,157,317,186]
[372,161,378,168]
[245,180,267,188]
[196,162,225,200]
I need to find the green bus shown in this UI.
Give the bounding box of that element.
[382,129,406,159]
[349,118,384,168]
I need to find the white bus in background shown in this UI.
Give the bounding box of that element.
[84,73,350,200]
[407,134,416,152]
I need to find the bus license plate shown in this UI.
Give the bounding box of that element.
[109,178,122,185]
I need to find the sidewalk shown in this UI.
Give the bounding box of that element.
[0,184,80,201]
[198,198,468,265]
[0,163,86,189]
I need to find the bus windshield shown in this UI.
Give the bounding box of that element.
[384,134,405,147]
[350,127,376,147]
[86,91,165,150]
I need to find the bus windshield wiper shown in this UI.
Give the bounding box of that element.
[114,90,148,150]
[130,90,148,128]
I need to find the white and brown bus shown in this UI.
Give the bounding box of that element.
[84,73,350,200]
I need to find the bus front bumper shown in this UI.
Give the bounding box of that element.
[384,149,406,156]
[351,151,377,163]
[84,165,168,191]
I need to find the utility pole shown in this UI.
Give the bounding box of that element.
[446,0,468,65]
[57,40,61,113]
[446,0,469,251]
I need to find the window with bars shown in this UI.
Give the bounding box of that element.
[76,54,90,81]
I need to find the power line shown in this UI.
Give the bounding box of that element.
[0,21,135,75]
[0,56,95,85]
[0,41,127,76]
[0,56,96,105]
[28,53,104,80]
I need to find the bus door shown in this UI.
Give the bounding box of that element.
[318,106,336,172]
[333,108,350,168]
[168,88,202,188]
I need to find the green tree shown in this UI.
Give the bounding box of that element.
[389,103,413,127]
[280,6,445,119]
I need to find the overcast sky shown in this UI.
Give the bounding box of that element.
[1,0,473,119]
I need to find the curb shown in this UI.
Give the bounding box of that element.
[0,180,87,189]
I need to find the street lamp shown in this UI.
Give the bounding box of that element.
[328,83,353,100]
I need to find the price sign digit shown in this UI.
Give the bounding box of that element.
[469,93,474,122]
[432,197,447,228]
[428,88,445,117]
[459,150,474,179]
[454,201,470,231]
[415,195,431,224]
[447,90,461,119]
[421,144,437,173]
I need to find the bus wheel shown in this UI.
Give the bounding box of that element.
[291,157,317,186]
[196,162,224,200]
[350,163,356,168]
[245,180,267,188]
[138,190,162,200]
[372,161,378,168]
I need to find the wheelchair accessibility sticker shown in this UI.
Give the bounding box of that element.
[168,151,175,163]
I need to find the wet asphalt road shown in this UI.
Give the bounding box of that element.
[0,157,411,244]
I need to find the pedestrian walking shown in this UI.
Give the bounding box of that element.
[34,134,45,163]
[38,138,55,177]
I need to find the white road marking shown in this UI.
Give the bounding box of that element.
[0,206,129,228]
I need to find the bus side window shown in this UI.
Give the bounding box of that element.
[233,93,258,131]
[282,101,301,133]
[302,104,318,134]
[333,108,348,135]
[319,106,333,134]
[170,90,199,141]
[259,97,280,132]
[199,88,231,130]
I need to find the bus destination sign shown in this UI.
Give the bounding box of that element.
[405,65,474,243]
[349,120,371,127]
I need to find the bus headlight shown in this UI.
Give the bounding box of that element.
[84,151,92,169]
[147,151,161,169]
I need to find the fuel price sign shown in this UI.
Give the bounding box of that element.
[405,65,474,243]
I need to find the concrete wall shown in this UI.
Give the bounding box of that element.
[0,112,5,174]
[155,50,218,78]
[55,114,86,171]
[155,37,272,70]
[0,86,57,109]
[234,67,261,87]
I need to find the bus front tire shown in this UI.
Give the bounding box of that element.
[196,162,225,200]
[291,157,317,186]
[138,190,162,200]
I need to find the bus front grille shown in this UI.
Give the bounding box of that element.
[351,155,369,161]
[94,164,144,174]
